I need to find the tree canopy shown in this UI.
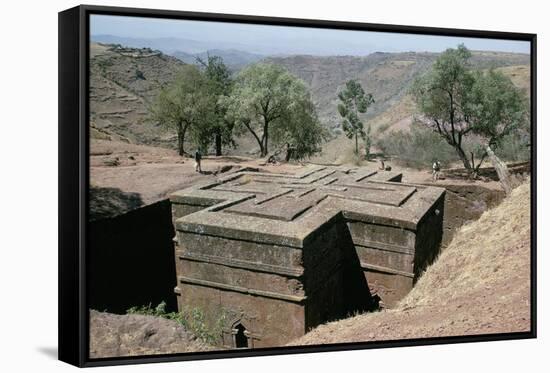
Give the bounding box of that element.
[271,98,329,161]
[337,80,375,156]
[196,55,235,155]
[149,65,214,156]
[410,44,528,173]
[224,63,326,159]
[467,68,529,149]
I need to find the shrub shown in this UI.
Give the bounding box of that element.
[376,124,456,168]
[377,123,530,169]
[376,122,391,135]
[495,132,530,162]
[126,302,226,345]
[135,69,146,80]
[332,127,343,136]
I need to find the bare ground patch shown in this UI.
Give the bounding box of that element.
[89,310,215,358]
[89,139,305,220]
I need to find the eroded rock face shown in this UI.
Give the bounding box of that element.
[429,183,505,246]
[170,166,445,348]
[89,310,212,358]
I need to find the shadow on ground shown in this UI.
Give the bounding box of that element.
[90,186,144,221]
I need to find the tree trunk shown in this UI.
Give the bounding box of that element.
[285,143,292,162]
[486,144,512,196]
[262,121,269,157]
[214,131,222,156]
[242,120,264,157]
[473,152,488,174]
[355,132,359,155]
[364,125,371,160]
[454,145,473,172]
[177,122,185,156]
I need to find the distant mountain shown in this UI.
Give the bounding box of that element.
[92,34,265,71]
[90,33,380,57]
[171,49,264,71]
[91,34,259,55]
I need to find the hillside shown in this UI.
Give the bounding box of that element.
[90,43,185,147]
[90,42,529,156]
[289,181,531,345]
[265,52,434,129]
[309,61,530,164]
[496,64,531,98]
[266,51,529,132]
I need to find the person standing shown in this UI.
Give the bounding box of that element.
[194,149,202,173]
[432,160,441,181]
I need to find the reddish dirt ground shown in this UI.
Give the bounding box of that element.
[90,140,305,219]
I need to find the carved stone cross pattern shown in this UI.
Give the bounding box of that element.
[170,166,445,348]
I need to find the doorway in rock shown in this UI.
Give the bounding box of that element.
[234,323,248,348]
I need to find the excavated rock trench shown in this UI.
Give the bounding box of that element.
[86,181,509,357]
[88,178,505,317]
[433,183,505,247]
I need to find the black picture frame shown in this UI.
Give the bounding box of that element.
[59,4,537,367]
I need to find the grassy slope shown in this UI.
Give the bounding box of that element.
[496,64,531,98]
[290,182,531,345]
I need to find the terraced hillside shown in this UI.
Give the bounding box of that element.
[90,43,184,147]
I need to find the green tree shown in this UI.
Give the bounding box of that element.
[197,55,235,156]
[466,68,529,166]
[337,80,375,156]
[149,65,213,156]
[467,68,528,194]
[224,63,324,158]
[272,98,329,161]
[410,44,528,177]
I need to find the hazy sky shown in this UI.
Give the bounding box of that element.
[90,15,530,56]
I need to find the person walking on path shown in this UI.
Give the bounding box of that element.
[432,160,441,181]
[194,149,202,173]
